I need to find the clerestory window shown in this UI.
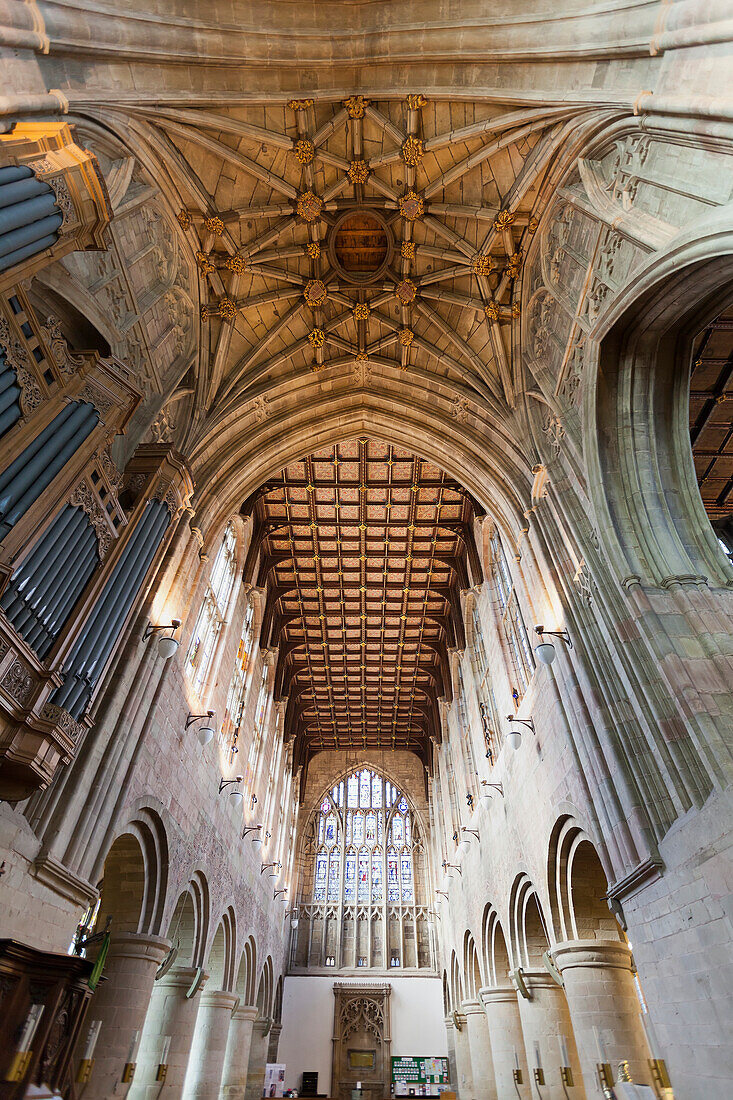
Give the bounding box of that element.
[490,529,534,698]
[185,521,238,695]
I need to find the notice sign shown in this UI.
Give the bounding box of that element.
[391,1057,449,1085]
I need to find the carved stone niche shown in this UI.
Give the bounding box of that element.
[332,984,391,1100]
[0,121,113,295]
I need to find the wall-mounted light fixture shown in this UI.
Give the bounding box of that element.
[533,624,572,665]
[505,714,535,750]
[480,780,504,806]
[242,824,263,841]
[436,890,449,900]
[186,710,216,746]
[219,776,243,804]
[461,827,480,840]
[288,907,300,928]
[261,860,282,877]
[442,860,462,877]
[144,619,181,659]
[274,888,287,900]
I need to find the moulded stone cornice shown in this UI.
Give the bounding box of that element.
[606,855,664,901]
[32,852,98,907]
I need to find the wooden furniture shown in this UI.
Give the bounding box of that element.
[0,940,94,1100]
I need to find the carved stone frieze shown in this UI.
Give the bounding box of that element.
[0,315,43,417]
[70,478,112,559]
[41,316,85,376]
[40,702,86,743]
[1,657,36,706]
[76,380,114,420]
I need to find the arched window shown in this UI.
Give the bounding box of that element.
[454,661,478,807]
[219,599,255,759]
[470,601,502,761]
[245,662,271,793]
[295,767,431,971]
[185,522,237,695]
[489,529,534,698]
[310,772,416,906]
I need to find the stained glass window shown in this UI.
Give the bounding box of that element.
[311,767,421,927]
[315,854,327,901]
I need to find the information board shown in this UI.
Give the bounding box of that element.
[391,1057,449,1085]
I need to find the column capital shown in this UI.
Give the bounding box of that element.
[199,989,240,1011]
[105,932,171,965]
[155,965,210,992]
[552,939,633,973]
[461,999,484,1016]
[232,1004,259,1022]
[478,985,518,1008]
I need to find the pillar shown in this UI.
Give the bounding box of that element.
[267,1022,282,1064]
[84,933,170,1100]
[463,1000,497,1100]
[244,1016,270,1100]
[182,990,239,1100]
[478,986,529,1100]
[219,1004,258,1100]
[128,966,209,1100]
[553,940,654,1088]
[514,971,585,1100]
[444,1017,458,1094]
[452,1011,474,1100]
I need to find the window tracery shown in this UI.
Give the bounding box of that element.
[293,767,433,971]
[185,521,237,695]
[490,529,534,697]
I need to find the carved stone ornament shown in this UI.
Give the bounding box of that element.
[253,394,270,421]
[45,175,77,229]
[294,139,315,165]
[76,380,113,421]
[0,315,43,417]
[451,395,470,422]
[297,191,323,223]
[99,449,123,491]
[70,479,112,559]
[1,658,36,706]
[41,315,85,376]
[40,702,85,743]
[304,279,327,307]
[163,484,179,516]
[399,190,424,221]
[343,95,369,118]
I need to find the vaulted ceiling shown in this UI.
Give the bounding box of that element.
[117,94,591,454]
[242,439,483,769]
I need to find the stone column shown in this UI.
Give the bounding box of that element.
[267,1022,282,1064]
[452,1012,474,1100]
[182,990,239,1100]
[244,1016,270,1100]
[478,986,529,1100]
[463,1000,497,1100]
[220,1004,258,1100]
[514,971,585,1100]
[444,1017,458,1094]
[129,965,209,1100]
[84,933,170,1100]
[553,940,654,1088]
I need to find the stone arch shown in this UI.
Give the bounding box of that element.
[97,831,145,936]
[481,904,512,987]
[207,906,237,992]
[588,213,733,589]
[548,816,621,945]
[97,807,170,936]
[235,935,258,1005]
[256,955,274,1018]
[442,969,451,1015]
[509,873,550,970]
[165,871,210,968]
[449,948,462,1009]
[462,930,482,1001]
[273,975,283,1025]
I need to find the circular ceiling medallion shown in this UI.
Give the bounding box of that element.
[329,208,393,285]
[304,279,328,307]
[396,279,417,304]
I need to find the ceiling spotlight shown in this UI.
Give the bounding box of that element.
[219,776,243,804]
[144,619,182,659]
[534,624,572,666]
[186,710,216,745]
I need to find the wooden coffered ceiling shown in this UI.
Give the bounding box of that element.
[122,93,595,445]
[242,439,483,769]
[689,304,733,524]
